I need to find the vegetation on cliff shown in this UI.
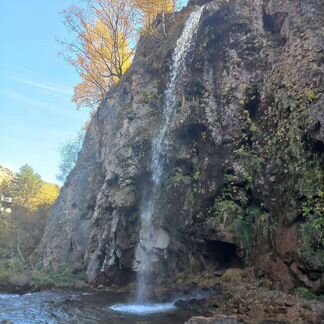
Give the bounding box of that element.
[61,0,183,111]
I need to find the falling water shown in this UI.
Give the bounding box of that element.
[135,6,205,305]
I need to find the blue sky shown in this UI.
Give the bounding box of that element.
[0,0,89,184]
[0,1,189,184]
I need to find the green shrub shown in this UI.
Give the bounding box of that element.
[230,217,253,251]
[0,258,24,277]
[0,259,29,287]
[31,266,85,288]
[300,188,324,266]
[305,89,318,103]
[214,199,243,224]
[294,287,324,301]
[297,163,324,266]
[301,222,324,267]
[0,258,85,290]
[191,170,200,182]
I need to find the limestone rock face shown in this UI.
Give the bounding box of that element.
[38,0,324,291]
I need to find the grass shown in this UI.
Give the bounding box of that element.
[0,258,86,292]
[220,268,245,284]
[294,287,324,301]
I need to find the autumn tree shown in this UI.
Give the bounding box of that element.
[61,0,136,110]
[9,164,60,211]
[61,0,186,111]
[133,0,177,37]
[1,165,60,261]
[9,164,43,211]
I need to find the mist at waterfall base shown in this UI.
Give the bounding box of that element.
[111,6,204,316]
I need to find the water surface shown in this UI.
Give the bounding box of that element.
[0,290,194,324]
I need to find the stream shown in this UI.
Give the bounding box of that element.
[0,290,195,324]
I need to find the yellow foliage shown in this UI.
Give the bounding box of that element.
[0,179,9,194]
[9,165,60,212]
[32,183,60,210]
[15,182,60,212]
[63,0,135,110]
[64,0,179,110]
[133,0,176,29]
[90,20,133,78]
[73,19,133,108]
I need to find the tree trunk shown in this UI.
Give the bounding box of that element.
[162,11,167,37]
[17,229,25,263]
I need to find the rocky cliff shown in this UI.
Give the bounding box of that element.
[38,0,324,292]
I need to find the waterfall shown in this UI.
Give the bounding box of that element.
[135,6,204,304]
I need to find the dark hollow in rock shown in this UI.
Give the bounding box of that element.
[204,240,242,270]
[244,88,261,121]
[262,12,287,34]
[304,132,324,155]
[175,158,195,175]
[177,123,208,144]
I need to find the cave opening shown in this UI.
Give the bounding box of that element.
[263,14,277,33]
[174,158,194,175]
[263,12,287,34]
[245,88,260,120]
[262,12,288,46]
[303,129,324,155]
[310,139,324,154]
[204,240,242,271]
[177,123,208,144]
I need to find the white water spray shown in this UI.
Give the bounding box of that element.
[135,6,204,305]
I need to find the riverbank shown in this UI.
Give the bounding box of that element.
[162,268,324,323]
[1,262,324,323]
[0,258,88,294]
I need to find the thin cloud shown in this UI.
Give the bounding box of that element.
[0,88,78,118]
[2,63,41,78]
[1,88,57,111]
[10,77,72,96]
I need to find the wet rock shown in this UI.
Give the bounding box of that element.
[259,321,287,324]
[184,314,241,324]
[283,299,295,307]
[214,270,225,277]
[175,298,209,313]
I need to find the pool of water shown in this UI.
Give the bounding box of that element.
[111,302,177,315]
[0,290,194,324]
